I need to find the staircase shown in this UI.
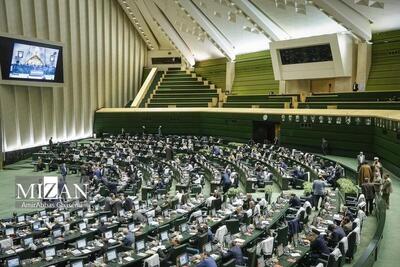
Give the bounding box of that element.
[145,68,222,108]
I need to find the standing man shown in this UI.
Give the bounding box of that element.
[321,138,328,155]
[372,157,383,178]
[158,125,162,137]
[312,176,327,211]
[60,163,68,183]
[382,174,393,209]
[361,178,375,216]
[357,152,365,171]
[165,144,173,161]
[358,161,373,186]
[49,137,53,150]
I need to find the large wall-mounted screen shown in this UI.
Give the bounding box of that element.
[0,36,64,84]
[279,44,333,65]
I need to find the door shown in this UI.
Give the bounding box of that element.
[252,121,277,144]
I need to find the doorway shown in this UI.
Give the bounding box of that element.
[252,121,279,144]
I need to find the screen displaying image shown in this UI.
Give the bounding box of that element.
[7,257,20,267]
[44,247,56,258]
[106,249,117,262]
[0,36,63,84]
[9,43,59,80]
[77,239,86,249]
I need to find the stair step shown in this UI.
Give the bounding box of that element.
[152,93,219,98]
[147,103,210,107]
[158,85,210,89]
[150,98,214,103]
[155,89,218,94]
[164,73,193,77]
[162,77,199,81]
[161,81,205,85]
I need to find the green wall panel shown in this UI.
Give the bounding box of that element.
[194,58,227,91]
[232,50,279,95]
[94,111,399,175]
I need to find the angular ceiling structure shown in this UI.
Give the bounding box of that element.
[118,0,400,64]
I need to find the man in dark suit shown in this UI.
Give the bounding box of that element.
[220,171,231,193]
[289,193,302,208]
[122,228,134,247]
[308,231,330,265]
[196,252,217,267]
[224,241,244,265]
[327,224,346,248]
[122,194,133,211]
[361,178,375,216]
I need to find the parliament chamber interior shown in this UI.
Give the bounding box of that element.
[0,0,399,267]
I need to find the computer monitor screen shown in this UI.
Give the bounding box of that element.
[128,223,135,232]
[32,221,41,230]
[100,215,107,222]
[106,249,117,262]
[23,237,33,247]
[146,210,155,218]
[178,253,189,266]
[6,256,20,267]
[70,260,83,267]
[76,238,86,249]
[136,239,145,252]
[5,228,14,236]
[63,224,70,232]
[63,212,70,220]
[79,222,86,231]
[56,215,64,223]
[77,210,83,217]
[17,215,25,223]
[203,242,212,253]
[39,210,46,217]
[104,230,113,239]
[53,229,62,238]
[160,231,168,241]
[44,246,56,258]
[180,223,188,233]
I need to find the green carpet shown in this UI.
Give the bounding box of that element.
[0,160,81,218]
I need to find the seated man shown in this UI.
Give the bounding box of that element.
[122,228,134,247]
[289,193,302,208]
[307,231,330,265]
[223,240,245,265]
[197,252,217,267]
[327,224,346,248]
[340,216,353,235]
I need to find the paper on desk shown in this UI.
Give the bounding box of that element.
[290,253,301,257]
[124,256,134,262]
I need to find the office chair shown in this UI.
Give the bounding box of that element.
[319,249,341,267]
[345,231,357,263]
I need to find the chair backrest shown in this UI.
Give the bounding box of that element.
[299,210,305,222]
[222,258,236,267]
[337,242,346,267]
[346,231,357,258]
